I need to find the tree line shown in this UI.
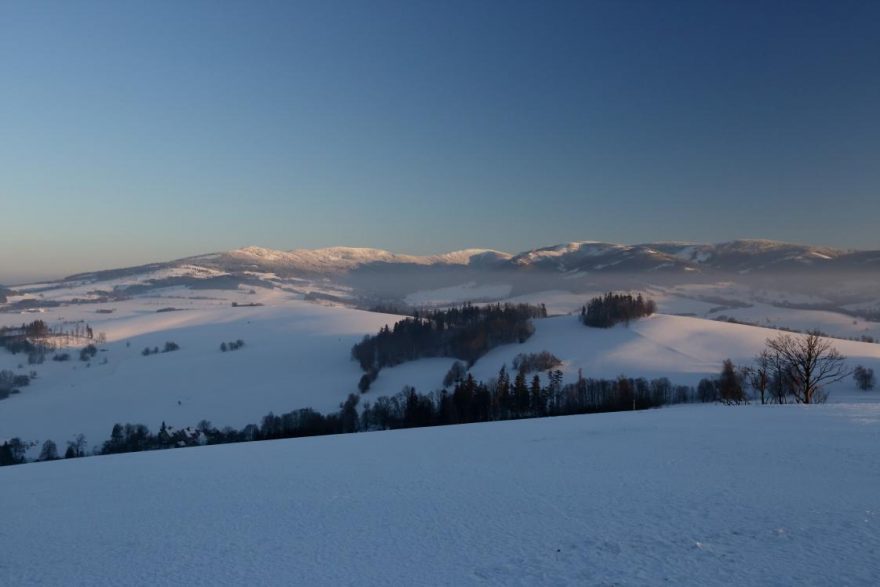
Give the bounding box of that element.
[1,327,866,467]
[1,369,701,466]
[696,331,852,405]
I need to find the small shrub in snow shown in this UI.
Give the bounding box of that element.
[28,348,47,364]
[0,370,28,399]
[512,351,562,375]
[853,365,875,391]
[220,339,245,352]
[79,344,98,362]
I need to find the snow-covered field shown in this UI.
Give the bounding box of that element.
[3,284,880,454]
[2,401,879,585]
[0,288,402,451]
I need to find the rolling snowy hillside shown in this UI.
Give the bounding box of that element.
[0,288,401,451]
[3,240,880,456]
[3,401,878,585]
[3,280,880,455]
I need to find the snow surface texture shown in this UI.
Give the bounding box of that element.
[2,402,879,586]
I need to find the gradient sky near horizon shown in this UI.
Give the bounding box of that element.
[2,0,879,283]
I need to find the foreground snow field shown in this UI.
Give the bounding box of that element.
[2,402,879,585]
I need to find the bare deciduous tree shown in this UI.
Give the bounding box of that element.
[766,331,849,404]
[747,350,772,404]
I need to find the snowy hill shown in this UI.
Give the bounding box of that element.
[3,402,879,585]
[0,288,400,450]
[3,244,880,585]
[3,239,880,456]
[2,283,879,454]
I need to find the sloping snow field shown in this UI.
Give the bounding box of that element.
[3,286,880,453]
[0,289,400,450]
[2,402,879,585]
[469,313,880,388]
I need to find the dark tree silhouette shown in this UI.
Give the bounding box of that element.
[718,359,748,405]
[580,293,656,328]
[352,303,545,376]
[38,440,59,461]
[766,332,849,404]
[853,365,876,391]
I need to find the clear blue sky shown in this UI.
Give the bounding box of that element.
[2,0,879,282]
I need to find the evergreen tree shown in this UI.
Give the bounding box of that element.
[530,374,545,416]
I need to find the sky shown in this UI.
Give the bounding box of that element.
[2,0,879,283]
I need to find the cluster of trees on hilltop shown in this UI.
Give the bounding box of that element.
[351,303,547,390]
[220,339,245,352]
[581,293,656,328]
[142,341,180,356]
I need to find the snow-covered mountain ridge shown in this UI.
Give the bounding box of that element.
[4,239,879,319]
[217,245,513,273]
[60,239,880,284]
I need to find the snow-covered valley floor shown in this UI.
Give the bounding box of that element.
[2,401,879,585]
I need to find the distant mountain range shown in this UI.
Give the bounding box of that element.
[2,240,877,315]
[64,239,880,282]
